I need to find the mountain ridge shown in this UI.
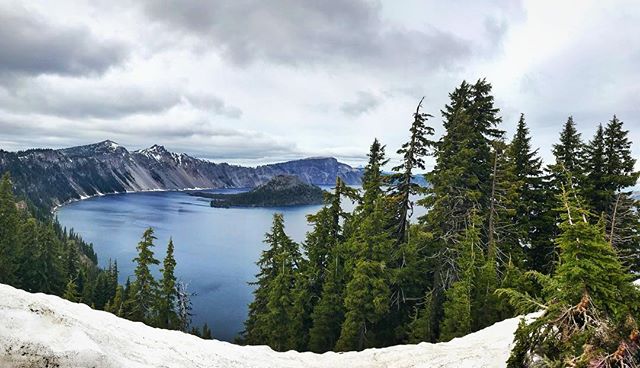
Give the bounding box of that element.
[0,141,363,210]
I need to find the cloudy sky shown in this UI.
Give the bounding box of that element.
[0,0,638,170]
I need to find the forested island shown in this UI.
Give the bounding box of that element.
[190,175,325,208]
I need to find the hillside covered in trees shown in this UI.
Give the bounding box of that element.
[240,80,640,365]
[1,78,639,366]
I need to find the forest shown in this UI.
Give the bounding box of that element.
[240,79,640,366]
[0,78,639,365]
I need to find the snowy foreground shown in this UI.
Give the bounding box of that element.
[0,284,519,368]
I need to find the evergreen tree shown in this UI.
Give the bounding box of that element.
[336,174,394,350]
[548,116,585,190]
[63,279,80,302]
[584,124,608,214]
[417,79,503,342]
[0,173,19,285]
[157,238,178,329]
[107,285,125,317]
[508,114,553,273]
[131,227,160,323]
[439,211,483,341]
[289,176,358,351]
[306,179,359,352]
[201,323,213,339]
[307,251,345,352]
[243,213,300,348]
[601,116,640,272]
[603,115,638,191]
[503,184,640,366]
[386,99,434,244]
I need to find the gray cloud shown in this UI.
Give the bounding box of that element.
[341,91,381,116]
[0,5,128,77]
[140,0,471,70]
[0,81,241,120]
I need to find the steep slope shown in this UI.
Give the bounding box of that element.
[0,141,362,209]
[0,283,519,368]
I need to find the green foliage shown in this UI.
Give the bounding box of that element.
[157,238,178,329]
[505,186,640,367]
[0,173,19,284]
[386,99,434,244]
[131,227,160,323]
[63,279,80,302]
[439,211,482,341]
[335,260,390,351]
[242,213,301,349]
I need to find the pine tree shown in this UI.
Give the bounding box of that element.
[336,198,394,350]
[601,116,640,272]
[307,251,345,352]
[584,124,608,214]
[63,279,80,302]
[243,213,300,347]
[548,116,585,190]
[603,115,638,191]
[417,79,503,342]
[504,184,640,366]
[107,285,125,316]
[0,173,19,285]
[157,238,178,329]
[306,179,359,352]
[508,114,553,273]
[386,100,434,244]
[201,323,213,339]
[131,227,160,323]
[439,211,483,342]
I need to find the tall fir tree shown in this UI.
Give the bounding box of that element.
[306,179,359,352]
[584,124,608,214]
[548,116,585,191]
[507,114,553,273]
[601,116,640,272]
[504,184,640,367]
[157,238,178,329]
[131,227,160,323]
[439,211,483,342]
[417,79,503,342]
[336,140,394,350]
[0,173,19,285]
[386,99,434,244]
[243,213,300,348]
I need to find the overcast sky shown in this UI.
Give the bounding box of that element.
[0,0,638,170]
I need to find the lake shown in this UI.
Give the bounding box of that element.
[56,188,426,341]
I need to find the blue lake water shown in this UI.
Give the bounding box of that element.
[56,189,331,341]
[56,188,426,341]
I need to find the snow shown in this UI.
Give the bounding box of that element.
[0,283,521,368]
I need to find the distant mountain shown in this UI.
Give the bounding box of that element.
[191,175,324,207]
[0,140,362,209]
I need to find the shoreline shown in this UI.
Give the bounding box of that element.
[51,186,220,214]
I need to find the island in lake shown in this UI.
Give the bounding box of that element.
[189,175,325,208]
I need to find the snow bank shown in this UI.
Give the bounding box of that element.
[0,284,519,368]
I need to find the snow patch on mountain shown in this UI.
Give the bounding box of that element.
[0,283,520,368]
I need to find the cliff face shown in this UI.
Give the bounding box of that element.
[0,283,520,368]
[0,141,362,209]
